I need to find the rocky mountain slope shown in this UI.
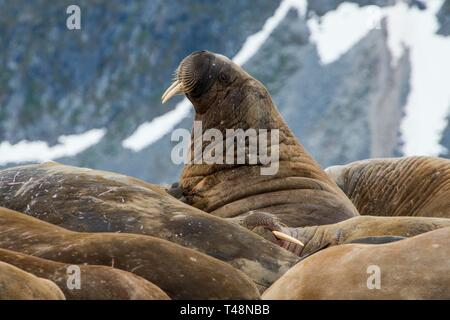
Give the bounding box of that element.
[1,0,449,183]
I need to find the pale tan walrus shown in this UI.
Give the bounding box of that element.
[162,50,358,227]
[0,261,65,300]
[325,156,450,218]
[0,248,170,300]
[263,227,450,299]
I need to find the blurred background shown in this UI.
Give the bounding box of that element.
[1,0,449,183]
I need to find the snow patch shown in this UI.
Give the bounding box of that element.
[394,0,450,156]
[233,0,307,65]
[122,99,191,151]
[0,128,106,165]
[122,0,308,152]
[307,3,383,65]
[307,0,450,156]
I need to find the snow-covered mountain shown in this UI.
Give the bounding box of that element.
[1,0,449,183]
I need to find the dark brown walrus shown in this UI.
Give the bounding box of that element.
[325,156,450,218]
[243,212,450,258]
[0,207,259,300]
[0,248,169,300]
[0,162,298,289]
[0,261,65,300]
[162,50,359,228]
[263,227,450,299]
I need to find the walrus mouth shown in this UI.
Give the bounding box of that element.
[243,211,304,247]
[161,59,197,103]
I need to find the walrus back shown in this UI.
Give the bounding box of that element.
[263,227,450,299]
[0,261,65,300]
[337,156,450,218]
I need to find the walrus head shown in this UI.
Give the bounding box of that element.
[162,50,275,130]
[162,50,249,113]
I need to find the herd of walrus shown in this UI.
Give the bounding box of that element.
[1,51,449,300]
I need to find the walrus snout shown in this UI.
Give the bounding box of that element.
[162,50,218,103]
[243,211,305,249]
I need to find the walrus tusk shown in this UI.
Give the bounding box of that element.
[272,230,304,247]
[161,80,184,103]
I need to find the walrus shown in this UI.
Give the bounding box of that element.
[325,156,450,218]
[263,227,450,299]
[162,50,358,227]
[0,248,170,300]
[0,261,65,300]
[0,162,298,289]
[243,212,450,258]
[0,206,260,300]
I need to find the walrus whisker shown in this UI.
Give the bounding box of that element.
[180,76,195,87]
[169,58,202,97]
[178,75,197,93]
[272,230,304,247]
[179,73,196,86]
[182,82,196,93]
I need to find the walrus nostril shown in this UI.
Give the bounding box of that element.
[242,211,283,231]
[191,50,208,56]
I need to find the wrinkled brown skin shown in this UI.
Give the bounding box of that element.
[173,51,358,227]
[0,162,298,289]
[0,207,260,300]
[326,156,450,218]
[263,227,450,299]
[0,248,169,300]
[244,212,450,258]
[0,261,65,300]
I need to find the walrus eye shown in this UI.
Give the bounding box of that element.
[219,72,230,84]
